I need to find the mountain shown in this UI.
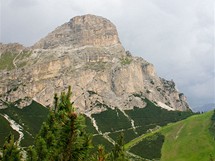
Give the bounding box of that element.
[0,14,190,114]
[192,103,215,112]
[1,14,213,160]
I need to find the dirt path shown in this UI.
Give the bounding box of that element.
[175,124,184,140]
[12,50,22,69]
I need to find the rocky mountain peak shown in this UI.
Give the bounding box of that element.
[33,14,120,49]
[0,14,190,113]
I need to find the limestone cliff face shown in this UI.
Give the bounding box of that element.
[33,14,120,49]
[0,14,190,112]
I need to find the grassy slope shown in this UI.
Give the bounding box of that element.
[0,51,31,71]
[125,111,215,161]
[0,52,16,70]
[160,111,215,161]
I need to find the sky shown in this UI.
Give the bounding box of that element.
[0,0,214,109]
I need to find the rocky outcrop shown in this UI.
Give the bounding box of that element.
[0,43,24,53]
[0,14,190,112]
[33,14,120,49]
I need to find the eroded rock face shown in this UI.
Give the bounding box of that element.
[0,14,190,112]
[33,14,120,49]
[0,43,24,53]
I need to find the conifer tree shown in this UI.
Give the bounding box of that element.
[111,132,128,161]
[1,134,21,161]
[97,145,106,161]
[26,86,130,161]
[91,145,109,161]
[26,146,37,161]
[27,86,92,161]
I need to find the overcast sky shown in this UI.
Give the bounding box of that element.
[0,0,214,109]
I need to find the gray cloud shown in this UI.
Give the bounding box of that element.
[0,0,214,109]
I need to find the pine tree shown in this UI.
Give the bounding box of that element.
[97,145,109,161]
[26,86,130,161]
[111,132,128,161]
[26,146,37,161]
[1,134,22,161]
[27,86,92,161]
[91,145,109,161]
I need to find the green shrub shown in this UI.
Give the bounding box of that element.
[92,107,131,133]
[120,57,132,65]
[129,133,165,160]
[0,52,16,70]
[0,115,19,146]
[125,98,193,133]
[0,101,49,147]
[108,129,138,143]
[92,135,113,152]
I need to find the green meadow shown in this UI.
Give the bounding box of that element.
[160,110,215,161]
[125,110,215,160]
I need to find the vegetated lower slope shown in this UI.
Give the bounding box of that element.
[0,49,31,71]
[161,110,215,161]
[129,133,165,160]
[0,97,193,159]
[87,97,193,156]
[126,110,215,161]
[0,115,19,146]
[0,101,49,147]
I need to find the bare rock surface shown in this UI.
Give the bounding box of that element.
[33,14,120,49]
[0,14,190,113]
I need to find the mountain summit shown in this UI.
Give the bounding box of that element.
[0,14,190,113]
[33,14,120,49]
